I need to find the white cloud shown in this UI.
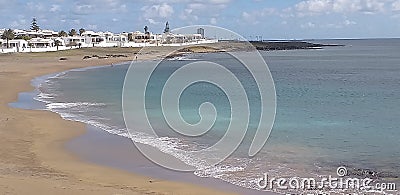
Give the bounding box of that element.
[87,24,98,30]
[296,0,332,13]
[147,18,159,24]
[210,17,217,24]
[294,0,387,16]
[188,3,207,10]
[179,0,229,23]
[72,0,126,15]
[142,3,174,18]
[301,19,357,29]
[26,2,46,12]
[241,8,276,24]
[10,19,27,29]
[140,3,174,26]
[179,8,199,24]
[393,0,400,11]
[301,21,316,28]
[50,4,61,12]
[358,0,386,14]
[74,4,94,15]
[325,19,357,28]
[209,0,231,4]
[147,0,231,4]
[344,19,356,26]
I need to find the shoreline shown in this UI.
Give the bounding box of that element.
[0,47,245,194]
[22,63,275,195]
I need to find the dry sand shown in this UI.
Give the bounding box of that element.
[0,46,239,195]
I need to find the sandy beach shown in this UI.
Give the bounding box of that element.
[0,46,240,194]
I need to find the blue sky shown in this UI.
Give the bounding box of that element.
[1,0,400,39]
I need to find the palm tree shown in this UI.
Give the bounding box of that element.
[54,40,61,51]
[128,33,133,41]
[1,29,15,48]
[69,29,77,36]
[79,28,85,36]
[58,30,68,37]
[144,26,150,40]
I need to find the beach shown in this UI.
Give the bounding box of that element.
[2,39,399,195]
[0,46,241,194]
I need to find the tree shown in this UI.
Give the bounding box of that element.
[16,35,31,41]
[58,30,68,37]
[128,33,133,42]
[31,18,40,32]
[79,28,85,36]
[144,26,150,40]
[54,40,62,51]
[69,29,77,36]
[1,29,15,48]
[164,21,170,33]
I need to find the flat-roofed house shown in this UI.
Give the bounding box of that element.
[0,39,28,52]
[42,30,59,38]
[28,38,54,48]
[63,36,86,47]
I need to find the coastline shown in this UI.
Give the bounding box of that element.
[0,47,244,194]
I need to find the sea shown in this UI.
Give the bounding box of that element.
[30,39,400,194]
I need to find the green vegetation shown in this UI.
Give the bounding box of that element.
[30,18,40,32]
[79,28,85,36]
[1,29,15,48]
[69,29,77,36]
[58,30,68,37]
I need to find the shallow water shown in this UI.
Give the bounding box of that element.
[34,39,400,194]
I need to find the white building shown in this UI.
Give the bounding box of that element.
[1,24,217,53]
[0,39,28,53]
[62,36,86,47]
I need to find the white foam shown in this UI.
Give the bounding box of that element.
[46,102,106,110]
[168,56,200,61]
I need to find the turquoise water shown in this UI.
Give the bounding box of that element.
[36,39,400,193]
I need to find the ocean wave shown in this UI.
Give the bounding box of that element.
[167,56,200,61]
[46,102,107,110]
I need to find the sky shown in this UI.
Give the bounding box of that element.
[0,0,400,39]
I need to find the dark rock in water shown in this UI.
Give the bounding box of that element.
[348,167,399,180]
[249,41,344,51]
[106,54,128,58]
[178,48,193,52]
[349,168,378,178]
